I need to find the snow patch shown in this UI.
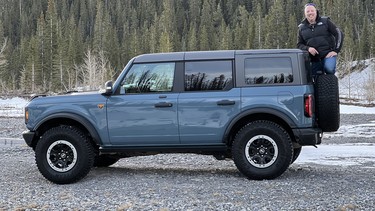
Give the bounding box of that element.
[0,97,28,117]
[295,144,375,167]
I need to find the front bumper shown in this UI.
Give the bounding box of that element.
[292,128,322,146]
[22,130,36,147]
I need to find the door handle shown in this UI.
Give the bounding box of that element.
[154,102,173,108]
[217,100,235,106]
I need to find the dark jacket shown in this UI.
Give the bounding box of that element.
[297,14,344,62]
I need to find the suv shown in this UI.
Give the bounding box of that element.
[23,49,339,184]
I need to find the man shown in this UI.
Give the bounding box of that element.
[297,3,344,75]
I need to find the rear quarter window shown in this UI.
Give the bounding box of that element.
[244,57,293,85]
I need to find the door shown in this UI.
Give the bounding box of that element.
[107,62,179,145]
[178,60,241,144]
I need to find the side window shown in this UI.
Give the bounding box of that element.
[185,60,233,91]
[120,62,175,94]
[245,57,293,85]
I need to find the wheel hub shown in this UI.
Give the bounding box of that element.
[47,140,77,172]
[60,151,67,159]
[258,146,266,155]
[245,135,278,168]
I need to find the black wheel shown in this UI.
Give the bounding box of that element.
[315,74,340,132]
[291,147,302,164]
[94,155,119,167]
[35,125,95,184]
[232,120,293,180]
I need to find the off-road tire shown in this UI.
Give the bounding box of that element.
[232,120,293,180]
[315,74,340,132]
[291,147,302,164]
[94,155,120,167]
[35,125,95,184]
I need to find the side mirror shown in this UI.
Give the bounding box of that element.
[101,80,113,95]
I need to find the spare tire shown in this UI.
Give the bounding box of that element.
[315,74,340,132]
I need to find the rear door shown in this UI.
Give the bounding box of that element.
[178,60,241,144]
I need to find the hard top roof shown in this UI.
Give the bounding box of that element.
[133,49,304,63]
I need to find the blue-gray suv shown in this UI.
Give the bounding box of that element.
[23,49,340,184]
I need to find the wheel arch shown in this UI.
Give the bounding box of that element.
[30,113,103,148]
[223,108,296,146]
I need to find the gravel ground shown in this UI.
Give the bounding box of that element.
[0,115,374,210]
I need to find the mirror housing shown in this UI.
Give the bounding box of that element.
[101,80,113,95]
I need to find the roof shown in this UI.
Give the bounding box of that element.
[133,49,304,63]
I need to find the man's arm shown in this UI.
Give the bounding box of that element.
[327,19,344,53]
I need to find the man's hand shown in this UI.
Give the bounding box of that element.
[326,51,338,58]
[308,47,319,56]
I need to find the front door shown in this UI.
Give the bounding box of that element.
[107,62,179,145]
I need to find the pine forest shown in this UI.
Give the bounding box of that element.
[0,0,374,94]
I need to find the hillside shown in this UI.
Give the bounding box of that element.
[339,58,375,106]
[0,0,374,94]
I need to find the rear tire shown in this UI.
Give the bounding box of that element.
[35,125,95,184]
[232,120,293,180]
[291,147,302,164]
[315,74,340,132]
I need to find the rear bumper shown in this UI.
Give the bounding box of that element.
[292,128,322,146]
[22,130,36,147]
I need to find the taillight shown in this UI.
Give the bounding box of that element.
[304,94,313,117]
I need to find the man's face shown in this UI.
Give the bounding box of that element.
[304,6,317,23]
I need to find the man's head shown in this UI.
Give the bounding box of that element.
[304,3,317,24]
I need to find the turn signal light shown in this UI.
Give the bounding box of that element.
[25,108,29,124]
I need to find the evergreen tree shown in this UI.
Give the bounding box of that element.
[359,16,371,59]
[253,2,264,49]
[44,0,59,91]
[187,22,198,51]
[20,36,40,93]
[36,11,47,91]
[0,19,6,55]
[264,0,287,49]
[200,0,215,50]
[199,26,210,51]
[0,0,375,93]
[93,0,105,52]
[286,14,297,48]
[233,5,249,49]
[370,21,375,58]
[149,14,159,53]
[219,20,230,50]
[246,17,255,49]
[158,0,176,52]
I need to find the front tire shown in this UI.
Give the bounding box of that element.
[232,120,293,180]
[35,125,95,184]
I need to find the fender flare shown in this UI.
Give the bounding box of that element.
[223,107,297,143]
[34,112,103,145]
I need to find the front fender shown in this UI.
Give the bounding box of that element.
[33,112,105,145]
